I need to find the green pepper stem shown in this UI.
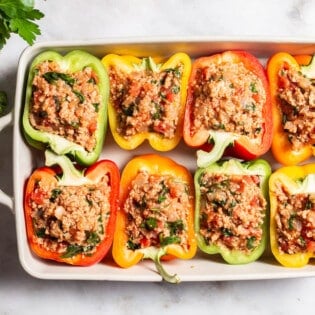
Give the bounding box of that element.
[298,174,315,194]
[134,57,161,72]
[45,150,92,186]
[300,54,315,79]
[142,247,180,284]
[196,132,236,168]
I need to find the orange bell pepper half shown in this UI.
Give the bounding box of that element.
[267,52,315,165]
[24,150,120,266]
[112,154,197,283]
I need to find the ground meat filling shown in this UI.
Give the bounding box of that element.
[199,173,266,253]
[29,60,102,152]
[124,170,190,251]
[274,182,315,254]
[191,61,266,142]
[109,64,183,139]
[277,66,315,150]
[29,175,111,257]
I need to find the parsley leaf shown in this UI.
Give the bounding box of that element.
[0,91,8,117]
[0,0,44,49]
[61,244,83,258]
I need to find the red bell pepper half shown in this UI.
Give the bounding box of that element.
[24,150,120,266]
[183,50,272,168]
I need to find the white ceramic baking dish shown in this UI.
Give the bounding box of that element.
[1,37,315,281]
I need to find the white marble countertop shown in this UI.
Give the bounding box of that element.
[1,0,315,314]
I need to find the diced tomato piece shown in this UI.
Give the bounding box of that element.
[88,121,97,134]
[31,189,46,205]
[307,240,315,253]
[166,92,175,102]
[129,81,141,97]
[140,237,150,248]
[252,93,260,103]
[153,122,166,134]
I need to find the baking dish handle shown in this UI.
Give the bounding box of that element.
[0,111,14,213]
[0,111,12,132]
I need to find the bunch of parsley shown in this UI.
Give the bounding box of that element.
[0,0,44,50]
[0,0,44,115]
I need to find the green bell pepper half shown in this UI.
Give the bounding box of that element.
[194,158,271,264]
[22,50,109,166]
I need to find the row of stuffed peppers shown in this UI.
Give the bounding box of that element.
[22,49,314,168]
[24,151,315,283]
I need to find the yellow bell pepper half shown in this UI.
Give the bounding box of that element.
[102,53,191,151]
[269,163,315,267]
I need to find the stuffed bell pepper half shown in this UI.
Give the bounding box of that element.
[183,50,272,168]
[269,163,315,267]
[101,53,191,151]
[112,154,197,283]
[23,50,109,166]
[194,158,271,264]
[24,150,120,266]
[267,52,315,165]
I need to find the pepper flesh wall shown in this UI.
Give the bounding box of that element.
[183,50,272,168]
[194,158,271,264]
[24,151,120,266]
[112,154,197,283]
[102,53,191,151]
[23,50,109,166]
[269,163,315,267]
[267,52,315,165]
